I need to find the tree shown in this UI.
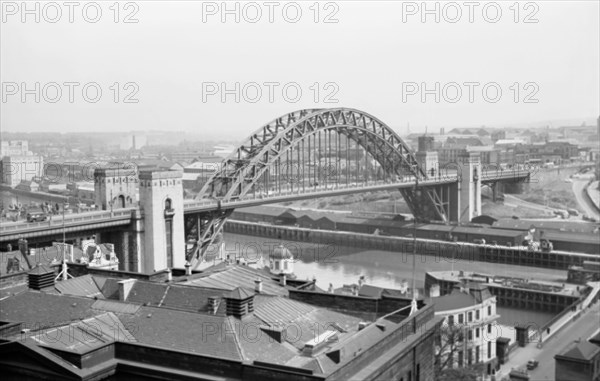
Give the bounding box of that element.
[435,367,480,381]
[434,319,465,375]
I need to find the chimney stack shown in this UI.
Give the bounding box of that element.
[185,261,192,276]
[255,279,263,293]
[167,269,172,282]
[280,274,287,287]
[118,279,136,301]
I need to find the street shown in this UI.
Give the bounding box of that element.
[499,302,600,380]
[572,179,600,220]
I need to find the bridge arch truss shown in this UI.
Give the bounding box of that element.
[186,108,451,267]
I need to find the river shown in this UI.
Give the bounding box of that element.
[223,232,559,327]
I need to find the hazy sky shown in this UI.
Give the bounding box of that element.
[1,1,599,138]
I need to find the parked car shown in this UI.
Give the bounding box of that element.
[526,359,539,370]
[27,211,47,222]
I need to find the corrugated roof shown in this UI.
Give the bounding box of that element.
[185,265,288,296]
[54,274,104,299]
[253,295,315,325]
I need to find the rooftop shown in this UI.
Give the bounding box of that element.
[183,263,289,296]
[557,340,600,361]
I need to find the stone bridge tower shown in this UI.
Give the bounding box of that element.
[94,166,137,210]
[138,169,185,273]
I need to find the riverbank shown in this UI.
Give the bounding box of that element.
[223,220,597,271]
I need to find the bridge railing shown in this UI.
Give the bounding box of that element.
[0,208,135,234]
[186,176,459,209]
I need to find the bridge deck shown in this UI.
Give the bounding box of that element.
[0,170,529,241]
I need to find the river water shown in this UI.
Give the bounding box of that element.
[224,232,559,327]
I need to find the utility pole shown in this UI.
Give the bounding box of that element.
[410,179,419,316]
[55,201,72,281]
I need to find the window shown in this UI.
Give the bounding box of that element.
[476,310,480,320]
[476,346,480,363]
[488,324,492,334]
[275,261,279,270]
[468,330,473,341]
[458,313,464,324]
[458,351,463,367]
[448,315,455,326]
[408,371,412,381]
[284,261,288,270]
[468,349,473,365]
[476,328,480,338]
[468,311,473,322]
[488,341,492,359]
[488,305,492,315]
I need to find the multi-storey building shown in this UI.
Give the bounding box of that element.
[430,282,500,377]
[0,140,30,156]
[1,155,44,188]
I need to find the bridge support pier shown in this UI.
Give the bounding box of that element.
[450,152,482,223]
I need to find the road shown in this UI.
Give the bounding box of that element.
[572,179,600,220]
[503,194,557,214]
[499,302,600,381]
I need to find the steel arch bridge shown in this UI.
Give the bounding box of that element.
[185,108,453,267]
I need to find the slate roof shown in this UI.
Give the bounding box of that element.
[559,340,600,361]
[0,291,98,328]
[28,264,54,275]
[125,281,169,306]
[224,287,255,301]
[160,284,226,314]
[431,289,479,312]
[29,312,136,354]
[116,306,243,360]
[54,274,104,299]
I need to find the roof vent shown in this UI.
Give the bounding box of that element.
[27,265,55,290]
[358,322,369,331]
[224,287,255,318]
